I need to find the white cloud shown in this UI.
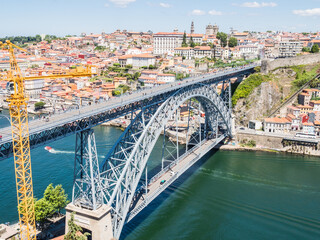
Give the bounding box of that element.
[104,3,109,7]
[109,0,136,8]
[159,3,171,8]
[293,8,320,16]
[239,2,277,8]
[191,9,206,16]
[208,9,223,16]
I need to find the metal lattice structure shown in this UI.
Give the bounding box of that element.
[99,83,232,238]
[72,129,103,210]
[0,41,37,240]
[0,65,255,160]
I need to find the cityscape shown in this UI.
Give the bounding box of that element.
[1,1,320,240]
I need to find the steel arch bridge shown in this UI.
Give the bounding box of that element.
[71,82,233,239]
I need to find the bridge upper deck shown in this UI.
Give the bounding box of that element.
[0,65,256,159]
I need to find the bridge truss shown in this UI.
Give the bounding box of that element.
[71,81,233,239]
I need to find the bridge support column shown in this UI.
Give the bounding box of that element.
[66,129,114,239]
[65,204,114,240]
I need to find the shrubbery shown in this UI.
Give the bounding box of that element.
[232,73,271,106]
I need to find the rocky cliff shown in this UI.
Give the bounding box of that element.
[232,63,320,126]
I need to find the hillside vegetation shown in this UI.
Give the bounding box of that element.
[232,63,320,126]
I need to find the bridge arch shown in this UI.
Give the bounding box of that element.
[100,83,232,238]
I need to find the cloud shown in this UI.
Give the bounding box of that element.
[238,2,277,8]
[159,3,171,8]
[104,3,109,7]
[109,0,136,8]
[293,8,320,16]
[191,9,206,15]
[208,9,223,16]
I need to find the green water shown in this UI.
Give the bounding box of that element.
[0,124,320,240]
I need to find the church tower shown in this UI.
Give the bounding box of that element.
[191,21,195,34]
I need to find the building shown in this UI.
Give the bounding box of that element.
[302,122,315,134]
[248,120,262,130]
[286,114,300,130]
[156,73,176,83]
[298,92,311,105]
[278,40,302,58]
[118,54,155,68]
[194,46,212,59]
[287,106,301,118]
[191,21,195,35]
[174,47,194,59]
[263,117,291,133]
[24,78,44,99]
[153,32,184,55]
[297,105,313,114]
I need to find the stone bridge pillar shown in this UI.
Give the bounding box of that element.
[65,204,114,240]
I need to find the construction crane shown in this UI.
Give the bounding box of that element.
[0,40,94,240]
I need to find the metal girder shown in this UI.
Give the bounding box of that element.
[100,83,232,239]
[0,67,254,160]
[72,129,103,210]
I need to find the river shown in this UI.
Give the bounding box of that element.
[0,120,320,239]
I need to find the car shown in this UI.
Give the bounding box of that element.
[239,127,245,130]
[160,180,166,185]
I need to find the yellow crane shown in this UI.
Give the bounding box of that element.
[0,40,94,240]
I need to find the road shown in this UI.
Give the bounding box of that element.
[126,135,226,222]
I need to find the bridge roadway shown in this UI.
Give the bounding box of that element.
[126,134,226,223]
[0,65,256,159]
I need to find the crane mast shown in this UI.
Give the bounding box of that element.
[1,40,36,239]
[0,40,94,240]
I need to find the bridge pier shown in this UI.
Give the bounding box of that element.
[66,128,114,239]
[65,204,114,240]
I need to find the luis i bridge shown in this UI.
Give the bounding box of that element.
[0,65,256,239]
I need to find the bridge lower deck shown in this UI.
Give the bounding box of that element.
[126,135,226,222]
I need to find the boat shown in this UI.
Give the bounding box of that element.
[44,146,53,152]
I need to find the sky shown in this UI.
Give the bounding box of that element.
[1,0,320,37]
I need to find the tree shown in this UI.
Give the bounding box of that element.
[64,212,90,240]
[34,198,55,223]
[133,72,141,80]
[148,64,155,69]
[34,101,45,110]
[228,37,238,47]
[216,32,228,47]
[189,36,195,48]
[182,31,188,47]
[302,47,310,52]
[43,183,68,213]
[311,44,319,53]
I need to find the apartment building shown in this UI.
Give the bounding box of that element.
[278,40,302,58]
[153,32,184,55]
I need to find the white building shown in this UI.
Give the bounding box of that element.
[118,54,155,68]
[174,47,194,59]
[194,46,212,59]
[157,74,176,83]
[153,32,184,55]
[278,40,302,58]
[263,117,291,133]
[24,79,44,99]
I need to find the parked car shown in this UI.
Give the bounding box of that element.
[160,180,166,185]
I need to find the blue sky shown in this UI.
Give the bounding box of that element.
[1,0,320,37]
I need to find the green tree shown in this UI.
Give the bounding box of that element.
[228,37,238,47]
[311,44,319,53]
[64,212,90,240]
[43,183,68,213]
[189,36,195,48]
[216,32,228,47]
[302,47,310,52]
[148,64,155,69]
[182,31,188,47]
[34,101,45,110]
[133,72,141,80]
[34,198,55,223]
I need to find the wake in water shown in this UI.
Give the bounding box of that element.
[44,147,105,158]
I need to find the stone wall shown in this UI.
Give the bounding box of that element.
[236,132,283,149]
[261,54,320,74]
